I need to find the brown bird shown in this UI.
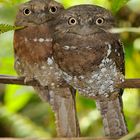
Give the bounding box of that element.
[13,0,80,137]
[52,5,128,136]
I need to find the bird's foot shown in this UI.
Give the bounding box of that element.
[24,76,34,84]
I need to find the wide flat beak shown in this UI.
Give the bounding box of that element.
[69,25,104,36]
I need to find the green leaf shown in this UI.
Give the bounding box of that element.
[110,0,130,14]
[0,24,24,34]
[4,85,33,113]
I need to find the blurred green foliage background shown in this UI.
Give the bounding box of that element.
[0,0,140,138]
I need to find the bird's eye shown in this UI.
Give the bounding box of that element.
[23,8,31,16]
[96,17,104,25]
[68,17,77,25]
[49,6,57,14]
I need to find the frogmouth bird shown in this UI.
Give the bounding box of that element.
[52,5,128,136]
[13,0,80,137]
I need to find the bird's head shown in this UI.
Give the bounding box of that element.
[15,0,64,26]
[54,5,116,36]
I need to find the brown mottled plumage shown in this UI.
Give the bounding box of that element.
[13,0,80,137]
[52,5,128,136]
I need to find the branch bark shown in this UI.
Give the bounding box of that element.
[0,74,140,88]
[118,79,140,88]
[0,74,39,86]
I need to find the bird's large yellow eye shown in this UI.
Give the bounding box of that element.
[68,17,77,25]
[23,8,31,16]
[49,6,58,14]
[96,17,104,25]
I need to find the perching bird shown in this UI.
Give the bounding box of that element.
[52,5,128,136]
[13,0,80,137]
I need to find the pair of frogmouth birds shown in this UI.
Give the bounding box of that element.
[13,0,128,137]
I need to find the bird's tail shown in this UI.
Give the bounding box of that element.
[96,96,128,136]
[34,86,80,137]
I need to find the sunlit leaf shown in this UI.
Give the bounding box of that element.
[134,38,140,51]
[110,0,130,13]
[0,31,16,75]
[4,85,33,112]
[61,0,110,9]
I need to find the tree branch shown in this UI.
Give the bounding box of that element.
[118,79,140,88]
[0,74,40,86]
[0,74,140,88]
